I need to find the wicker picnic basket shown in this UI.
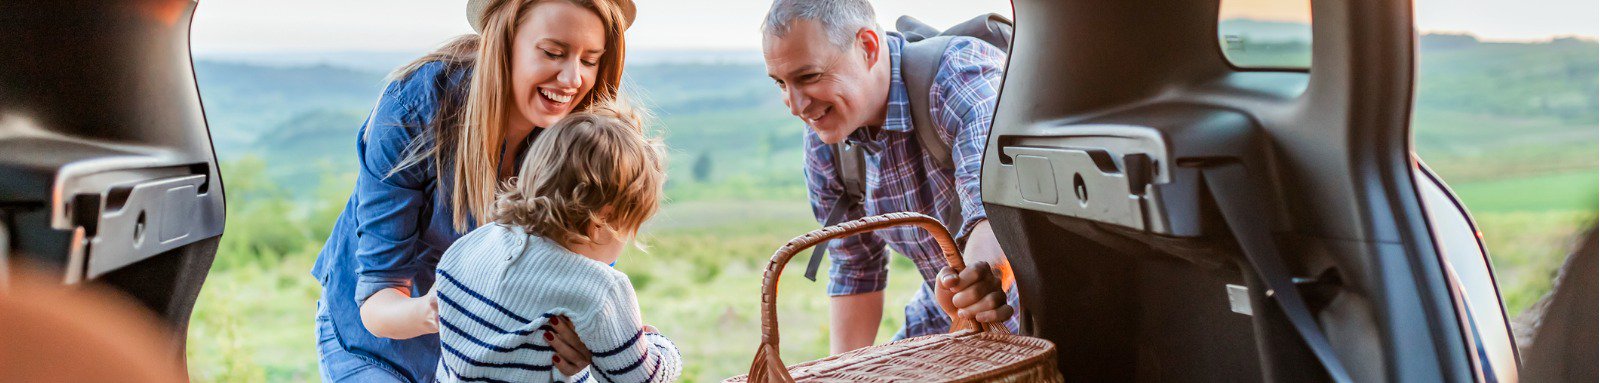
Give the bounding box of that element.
[725,212,1063,383]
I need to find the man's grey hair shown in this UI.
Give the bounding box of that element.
[761,0,881,48]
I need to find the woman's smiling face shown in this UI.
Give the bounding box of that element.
[509,1,606,129]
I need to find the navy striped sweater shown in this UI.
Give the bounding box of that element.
[434,224,682,383]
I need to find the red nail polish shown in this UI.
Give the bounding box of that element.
[544,332,554,341]
[554,355,562,363]
[550,317,559,325]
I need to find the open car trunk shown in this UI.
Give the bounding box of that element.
[1,0,224,371]
[983,0,1514,381]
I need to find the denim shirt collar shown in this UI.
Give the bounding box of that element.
[844,32,911,151]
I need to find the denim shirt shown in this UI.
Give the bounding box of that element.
[311,60,534,382]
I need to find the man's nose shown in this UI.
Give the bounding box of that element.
[786,88,809,117]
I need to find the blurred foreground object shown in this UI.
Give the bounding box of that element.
[1516,227,1597,382]
[0,0,225,370]
[0,265,186,382]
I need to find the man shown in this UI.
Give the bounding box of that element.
[761,0,1019,354]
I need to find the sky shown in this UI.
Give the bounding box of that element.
[189,0,1598,55]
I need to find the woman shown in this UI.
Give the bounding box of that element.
[310,0,635,381]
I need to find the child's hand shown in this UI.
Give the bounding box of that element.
[544,315,592,376]
[935,261,1014,327]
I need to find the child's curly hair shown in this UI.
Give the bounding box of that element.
[489,99,665,246]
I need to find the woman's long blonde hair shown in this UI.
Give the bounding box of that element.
[384,0,630,232]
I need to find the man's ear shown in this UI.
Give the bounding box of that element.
[856,27,881,68]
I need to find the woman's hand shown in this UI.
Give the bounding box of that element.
[418,283,440,332]
[545,315,593,376]
[935,261,1015,327]
[358,284,440,340]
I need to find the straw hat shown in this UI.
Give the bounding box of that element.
[466,0,637,33]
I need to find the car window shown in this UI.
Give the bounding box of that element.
[1218,0,1313,69]
[185,1,1020,381]
[1408,0,1598,320]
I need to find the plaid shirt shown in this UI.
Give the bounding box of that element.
[802,33,1020,339]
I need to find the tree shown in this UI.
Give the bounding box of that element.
[692,150,713,183]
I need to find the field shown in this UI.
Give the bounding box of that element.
[187,196,934,382]
[185,35,1596,382]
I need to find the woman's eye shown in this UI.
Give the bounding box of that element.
[581,59,599,67]
[543,50,563,59]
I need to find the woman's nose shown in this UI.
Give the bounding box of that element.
[557,60,583,88]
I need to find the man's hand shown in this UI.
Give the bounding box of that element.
[962,221,1015,290]
[546,315,593,376]
[935,261,1014,325]
[935,220,1017,327]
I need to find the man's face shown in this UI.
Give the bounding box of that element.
[763,20,883,144]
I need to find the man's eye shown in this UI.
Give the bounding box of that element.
[800,73,821,82]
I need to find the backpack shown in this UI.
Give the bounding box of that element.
[805,14,1015,282]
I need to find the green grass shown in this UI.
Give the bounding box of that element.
[1449,170,1598,213]
[186,169,1599,382]
[186,199,929,382]
[1413,109,1599,183]
[187,247,322,382]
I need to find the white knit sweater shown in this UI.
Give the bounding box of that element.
[434,223,682,383]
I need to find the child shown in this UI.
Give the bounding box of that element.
[433,102,680,383]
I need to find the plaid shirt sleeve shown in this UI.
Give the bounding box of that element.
[802,130,891,296]
[928,37,1007,243]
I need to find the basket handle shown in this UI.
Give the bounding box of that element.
[746,212,1007,382]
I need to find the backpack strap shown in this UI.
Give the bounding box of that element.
[806,142,867,282]
[899,36,958,174]
[831,142,868,202]
[899,36,964,235]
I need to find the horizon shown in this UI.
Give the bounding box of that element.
[191,24,1599,58]
[190,0,1597,56]
[192,27,1598,71]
